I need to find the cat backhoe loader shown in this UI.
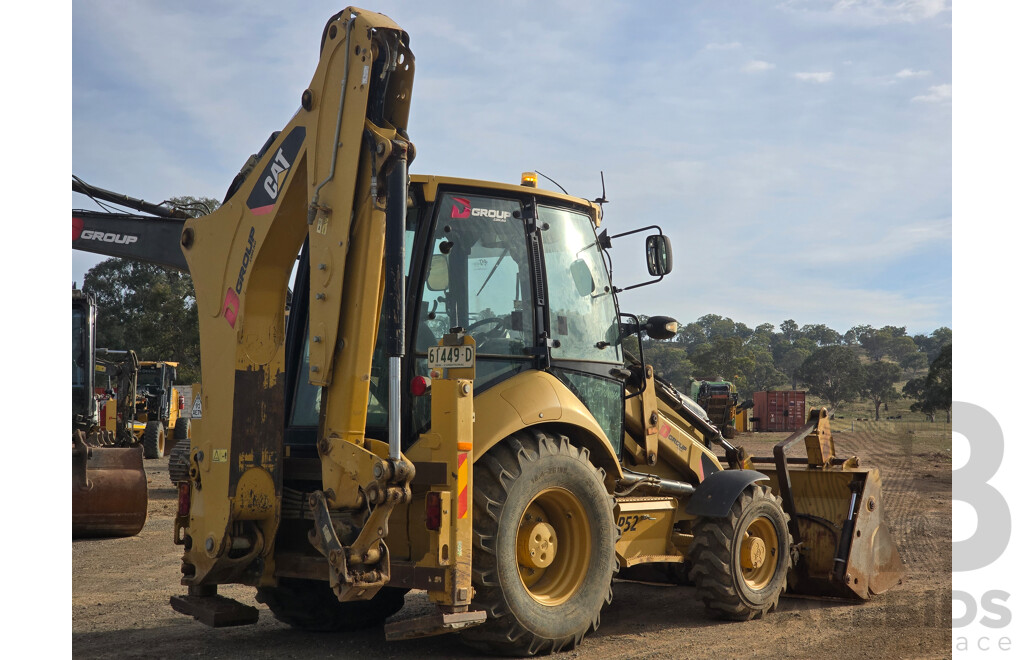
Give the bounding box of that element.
[72,7,903,655]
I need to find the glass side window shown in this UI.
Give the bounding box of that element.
[538,206,621,363]
[553,368,624,455]
[289,214,420,428]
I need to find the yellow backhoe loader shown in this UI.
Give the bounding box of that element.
[73,7,902,655]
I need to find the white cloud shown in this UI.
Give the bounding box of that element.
[779,0,950,25]
[896,68,930,78]
[743,60,776,73]
[912,83,951,102]
[794,71,834,82]
[706,41,742,50]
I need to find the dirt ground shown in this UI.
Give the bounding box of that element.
[72,428,951,659]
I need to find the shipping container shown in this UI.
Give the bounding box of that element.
[752,390,806,432]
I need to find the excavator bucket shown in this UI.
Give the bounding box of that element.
[751,410,904,599]
[72,431,148,538]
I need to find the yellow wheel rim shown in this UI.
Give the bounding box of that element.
[740,516,779,590]
[515,487,590,606]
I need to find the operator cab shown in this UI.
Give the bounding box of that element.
[283,175,672,457]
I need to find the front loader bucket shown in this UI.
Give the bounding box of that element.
[72,432,148,538]
[752,411,903,600]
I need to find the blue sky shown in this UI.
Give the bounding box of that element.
[72,0,952,335]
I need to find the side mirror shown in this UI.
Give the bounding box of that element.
[646,235,673,276]
[426,254,449,291]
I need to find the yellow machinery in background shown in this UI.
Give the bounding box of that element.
[131,360,189,458]
[73,8,903,655]
[72,289,148,538]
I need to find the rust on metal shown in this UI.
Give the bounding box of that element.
[228,367,285,497]
[72,431,148,538]
[751,409,905,600]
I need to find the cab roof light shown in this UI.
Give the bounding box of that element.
[521,172,538,188]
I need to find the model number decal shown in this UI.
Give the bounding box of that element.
[617,515,640,533]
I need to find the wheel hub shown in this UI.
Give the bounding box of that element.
[515,489,591,606]
[740,516,779,590]
[741,535,766,570]
[517,521,557,569]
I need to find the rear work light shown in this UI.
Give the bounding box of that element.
[177,482,191,517]
[425,491,442,530]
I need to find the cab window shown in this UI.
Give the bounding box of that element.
[538,206,621,364]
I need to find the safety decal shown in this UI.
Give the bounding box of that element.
[457,452,469,518]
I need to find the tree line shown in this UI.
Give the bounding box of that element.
[638,314,951,421]
[79,196,950,422]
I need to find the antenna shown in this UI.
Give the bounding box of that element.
[593,171,608,205]
[534,169,568,195]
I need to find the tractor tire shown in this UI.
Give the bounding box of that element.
[173,418,191,441]
[689,484,791,621]
[459,429,616,657]
[168,439,191,485]
[143,421,165,459]
[255,578,406,632]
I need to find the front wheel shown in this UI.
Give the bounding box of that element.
[459,429,616,657]
[689,484,791,620]
[143,421,165,459]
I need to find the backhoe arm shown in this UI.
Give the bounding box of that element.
[175,7,415,597]
[72,210,188,272]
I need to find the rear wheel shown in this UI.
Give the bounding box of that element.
[143,421,165,459]
[173,418,190,441]
[689,484,791,620]
[255,578,406,631]
[459,429,616,656]
[168,439,191,485]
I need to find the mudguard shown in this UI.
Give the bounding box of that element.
[684,468,768,518]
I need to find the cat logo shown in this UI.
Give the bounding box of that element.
[246,126,306,215]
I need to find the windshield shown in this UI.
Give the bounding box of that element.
[137,367,162,389]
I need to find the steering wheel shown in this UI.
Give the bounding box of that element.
[466,317,506,341]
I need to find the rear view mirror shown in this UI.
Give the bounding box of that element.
[426,255,449,291]
[646,235,673,276]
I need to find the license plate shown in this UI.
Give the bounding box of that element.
[428,344,475,369]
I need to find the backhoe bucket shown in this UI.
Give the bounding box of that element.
[72,431,148,538]
[752,411,903,599]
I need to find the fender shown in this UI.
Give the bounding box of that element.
[684,468,768,518]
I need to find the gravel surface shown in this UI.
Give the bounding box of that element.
[72,429,951,659]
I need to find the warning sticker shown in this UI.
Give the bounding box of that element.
[212,449,228,463]
[191,397,203,419]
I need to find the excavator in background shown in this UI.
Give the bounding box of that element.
[72,289,148,538]
[72,7,903,656]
